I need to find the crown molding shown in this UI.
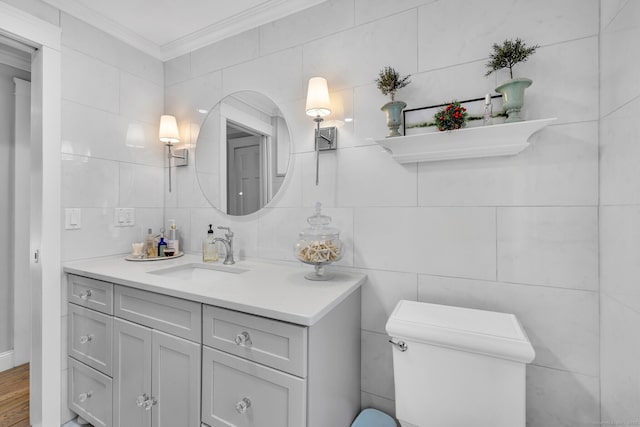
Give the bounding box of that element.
[160,0,327,60]
[42,0,326,61]
[41,0,162,58]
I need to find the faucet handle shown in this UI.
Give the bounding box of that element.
[217,226,233,237]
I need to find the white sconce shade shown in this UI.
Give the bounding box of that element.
[159,114,180,144]
[305,77,331,117]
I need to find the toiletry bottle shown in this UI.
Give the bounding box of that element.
[167,219,180,254]
[202,224,218,262]
[144,228,155,258]
[483,93,493,126]
[158,232,167,257]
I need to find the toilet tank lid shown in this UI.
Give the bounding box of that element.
[385,300,535,363]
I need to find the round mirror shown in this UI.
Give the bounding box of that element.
[195,91,291,216]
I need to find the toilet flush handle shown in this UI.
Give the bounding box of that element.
[389,338,407,352]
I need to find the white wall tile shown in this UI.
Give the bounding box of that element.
[601,0,640,117]
[526,365,599,427]
[175,161,212,209]
[355,207,496,280]
[62,155,119,208]
[119,72,163,125]
[337,145,418,207]
[303,10,418,92]
[417,0,598,71]
[601,0,631,31]
[61,13,163,86]
[418,275,599,376]
[358,269,417,334]
[355,0,434,25]
[223,48,304,105]
[61,208,163,261]
[164,54,191,87]
[119,163,164,208]
[260,0,354,55]
[600,96,640,205]
[418,122,599,206]
[361,330,395,401]
[165,71,223,125]
[601,294,640,425]
[600,206,640,313]
[299,151,339,208]
[191,30,260,78]
[62,48,119,114]
[497,207,598,290]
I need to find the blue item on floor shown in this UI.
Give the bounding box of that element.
[351,408,397,427]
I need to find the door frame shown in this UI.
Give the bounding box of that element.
[0,3,61,426]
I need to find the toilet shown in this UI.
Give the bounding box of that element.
[385,300,535,427]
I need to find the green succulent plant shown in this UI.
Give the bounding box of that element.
[375,66,411,101]
[485,38,539,79]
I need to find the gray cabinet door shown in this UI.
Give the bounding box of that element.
[152,329,201,427]
[113,318,152,427]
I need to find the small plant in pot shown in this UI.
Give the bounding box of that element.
[485,38,538,123]
[434,101,468,131]
[376,66,411,137]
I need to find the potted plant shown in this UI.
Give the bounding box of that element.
[376,66,411,137]
[434,101,468,131]
[485,38,538,123]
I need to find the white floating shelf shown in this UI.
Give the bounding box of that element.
[375,118,557,164]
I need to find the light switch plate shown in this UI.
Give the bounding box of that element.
[114,208,135,227]
[65,208,81,230]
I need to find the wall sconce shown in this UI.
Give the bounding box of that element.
[159,114,188,192]
[306,77,337,186]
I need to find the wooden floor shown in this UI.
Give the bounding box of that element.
[0,364,29,427]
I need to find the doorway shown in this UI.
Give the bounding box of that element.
[226,123,264,216]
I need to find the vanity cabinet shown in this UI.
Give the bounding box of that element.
[65,260,364,427]
[67,274,202,427]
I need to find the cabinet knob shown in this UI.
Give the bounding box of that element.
[235,397,251,414]
[144,396,158,411]
[79,289,92,300]
[234,331,252,346]
[78,391,92,403]
[79,334,93,344]
[136,393,149,407]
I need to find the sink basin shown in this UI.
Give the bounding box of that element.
[148,263,249,281]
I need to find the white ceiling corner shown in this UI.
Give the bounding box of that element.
[41,0,328,61]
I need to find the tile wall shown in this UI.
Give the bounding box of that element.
[164,0,601,425]
[600,1,640,425]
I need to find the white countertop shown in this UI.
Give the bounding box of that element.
[63,254,366,326]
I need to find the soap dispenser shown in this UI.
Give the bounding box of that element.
[202,224,218,262]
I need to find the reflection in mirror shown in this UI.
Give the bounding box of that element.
[196,91,290,216]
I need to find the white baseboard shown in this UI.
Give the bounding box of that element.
[0,350,15,372]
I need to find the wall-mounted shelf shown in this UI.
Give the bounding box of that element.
[374,118,556,163]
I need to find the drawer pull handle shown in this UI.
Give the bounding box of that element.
[78,391,92,403]
[79,334,94,344]
[234,331,252,346]
[235,397,251,414]
[144,396,158,411]
[79,290,92,300]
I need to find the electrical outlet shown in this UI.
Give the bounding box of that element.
[114,208,135,227]
[65,208,81,230]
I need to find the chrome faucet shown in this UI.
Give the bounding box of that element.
[214,226,235,265]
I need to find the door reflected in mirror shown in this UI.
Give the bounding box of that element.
[196,91,291,216]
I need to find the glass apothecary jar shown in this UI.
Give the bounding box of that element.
[294,203,343,281]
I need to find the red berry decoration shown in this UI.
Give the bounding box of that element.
[433,101,468,131]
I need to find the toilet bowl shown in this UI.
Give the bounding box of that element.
[385,300,535,427]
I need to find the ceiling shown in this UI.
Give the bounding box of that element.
[41,0,327,61]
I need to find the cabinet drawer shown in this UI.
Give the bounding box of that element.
[68,303,113,376]
[68,357,113,427]
[203,306,307,377]
[68,274,114,315]
[202,347,306,427]
[115,285,201,342]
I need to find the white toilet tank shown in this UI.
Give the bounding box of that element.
[385,300,535,427]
